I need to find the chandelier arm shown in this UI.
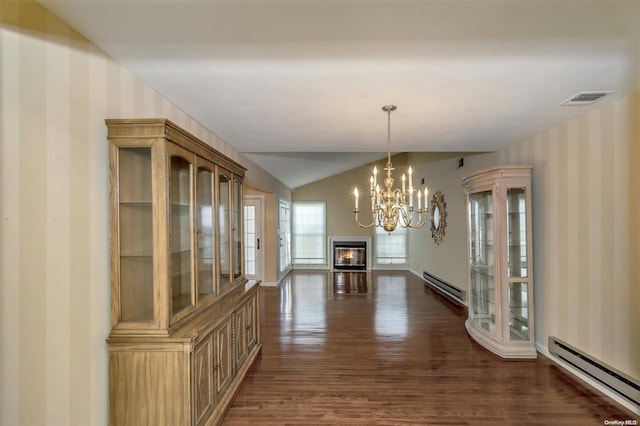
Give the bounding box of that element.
[394,206,407,227]
[406,212,429,228]
[353,209,376,228]
[405,216,429,228]
[393,205,430,228]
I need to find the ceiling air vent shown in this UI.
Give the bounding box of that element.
[560,91,612,106]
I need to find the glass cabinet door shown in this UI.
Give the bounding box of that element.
[196,160,215,301]
[218,172,231,290]
[232,179,243,281]
[117,147,154,323]
[507,188,527,278]
[468,190,495,335]
[507,187,530,341]
[169,146,195,318]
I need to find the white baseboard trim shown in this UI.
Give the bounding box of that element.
[260,269,294,288]
[536,343,640,415]
[292,265,329,270]
[409,268,468,307]
[408,268,423,279]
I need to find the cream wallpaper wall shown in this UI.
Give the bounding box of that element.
[496,93,640,380]
[408,94,639,381]
[406,151,497,287]
[0,2,287,424]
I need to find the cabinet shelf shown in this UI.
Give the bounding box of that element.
[470,267,494,277]
[171,203,191,209]
[120,201,153,207]
[121,253,153,258]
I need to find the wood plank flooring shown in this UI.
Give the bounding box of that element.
[223,270,638,425]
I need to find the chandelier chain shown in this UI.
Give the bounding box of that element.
[387,107,391,167]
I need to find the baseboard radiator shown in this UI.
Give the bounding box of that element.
[549,336,640,407]
[422,271,464,304]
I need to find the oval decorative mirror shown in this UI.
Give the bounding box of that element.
[430,190,447,245]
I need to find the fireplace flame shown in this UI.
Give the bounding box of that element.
[333,243,366,270]
[339,249,354,261]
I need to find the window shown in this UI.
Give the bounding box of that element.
[244,205,256,276]
[279,200,291,273]
[292,202,326,265]
[374,223,408,265]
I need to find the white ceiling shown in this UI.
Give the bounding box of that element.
[39,0,639,188]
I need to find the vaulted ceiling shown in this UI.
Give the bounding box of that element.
[39,0,639,188]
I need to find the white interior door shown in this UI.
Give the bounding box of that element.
[244,197,263,281]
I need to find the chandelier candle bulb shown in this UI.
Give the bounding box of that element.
[402,174,406,193]
[409,185,413,208]
[373,166,378,190]
[354,187,359,210]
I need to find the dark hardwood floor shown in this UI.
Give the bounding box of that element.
[223,270,638,425]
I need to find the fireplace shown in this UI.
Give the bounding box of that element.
[333,241,367,270]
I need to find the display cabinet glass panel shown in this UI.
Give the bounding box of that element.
[507,188,527,278]
[468,190,495,335]
[509,282,529,341]
[170,153,194,316]
[118,147,154,322]
[197,164,215,300]
[232,179,243,281]
[219,173,231,289]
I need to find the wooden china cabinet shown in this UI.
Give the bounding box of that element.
[463,166,536,359]
[106,119,261,425]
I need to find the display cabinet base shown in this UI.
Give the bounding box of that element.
[465,319,537,359]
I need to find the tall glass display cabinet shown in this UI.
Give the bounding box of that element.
[106,119,261,425]
[463,166,536,359]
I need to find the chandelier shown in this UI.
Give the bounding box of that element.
[353,105,428,233]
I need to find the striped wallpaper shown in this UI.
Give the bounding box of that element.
[1,1,638,425]
[0,2,288,424]
[411,93,639,384]
[497,93,640,381]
